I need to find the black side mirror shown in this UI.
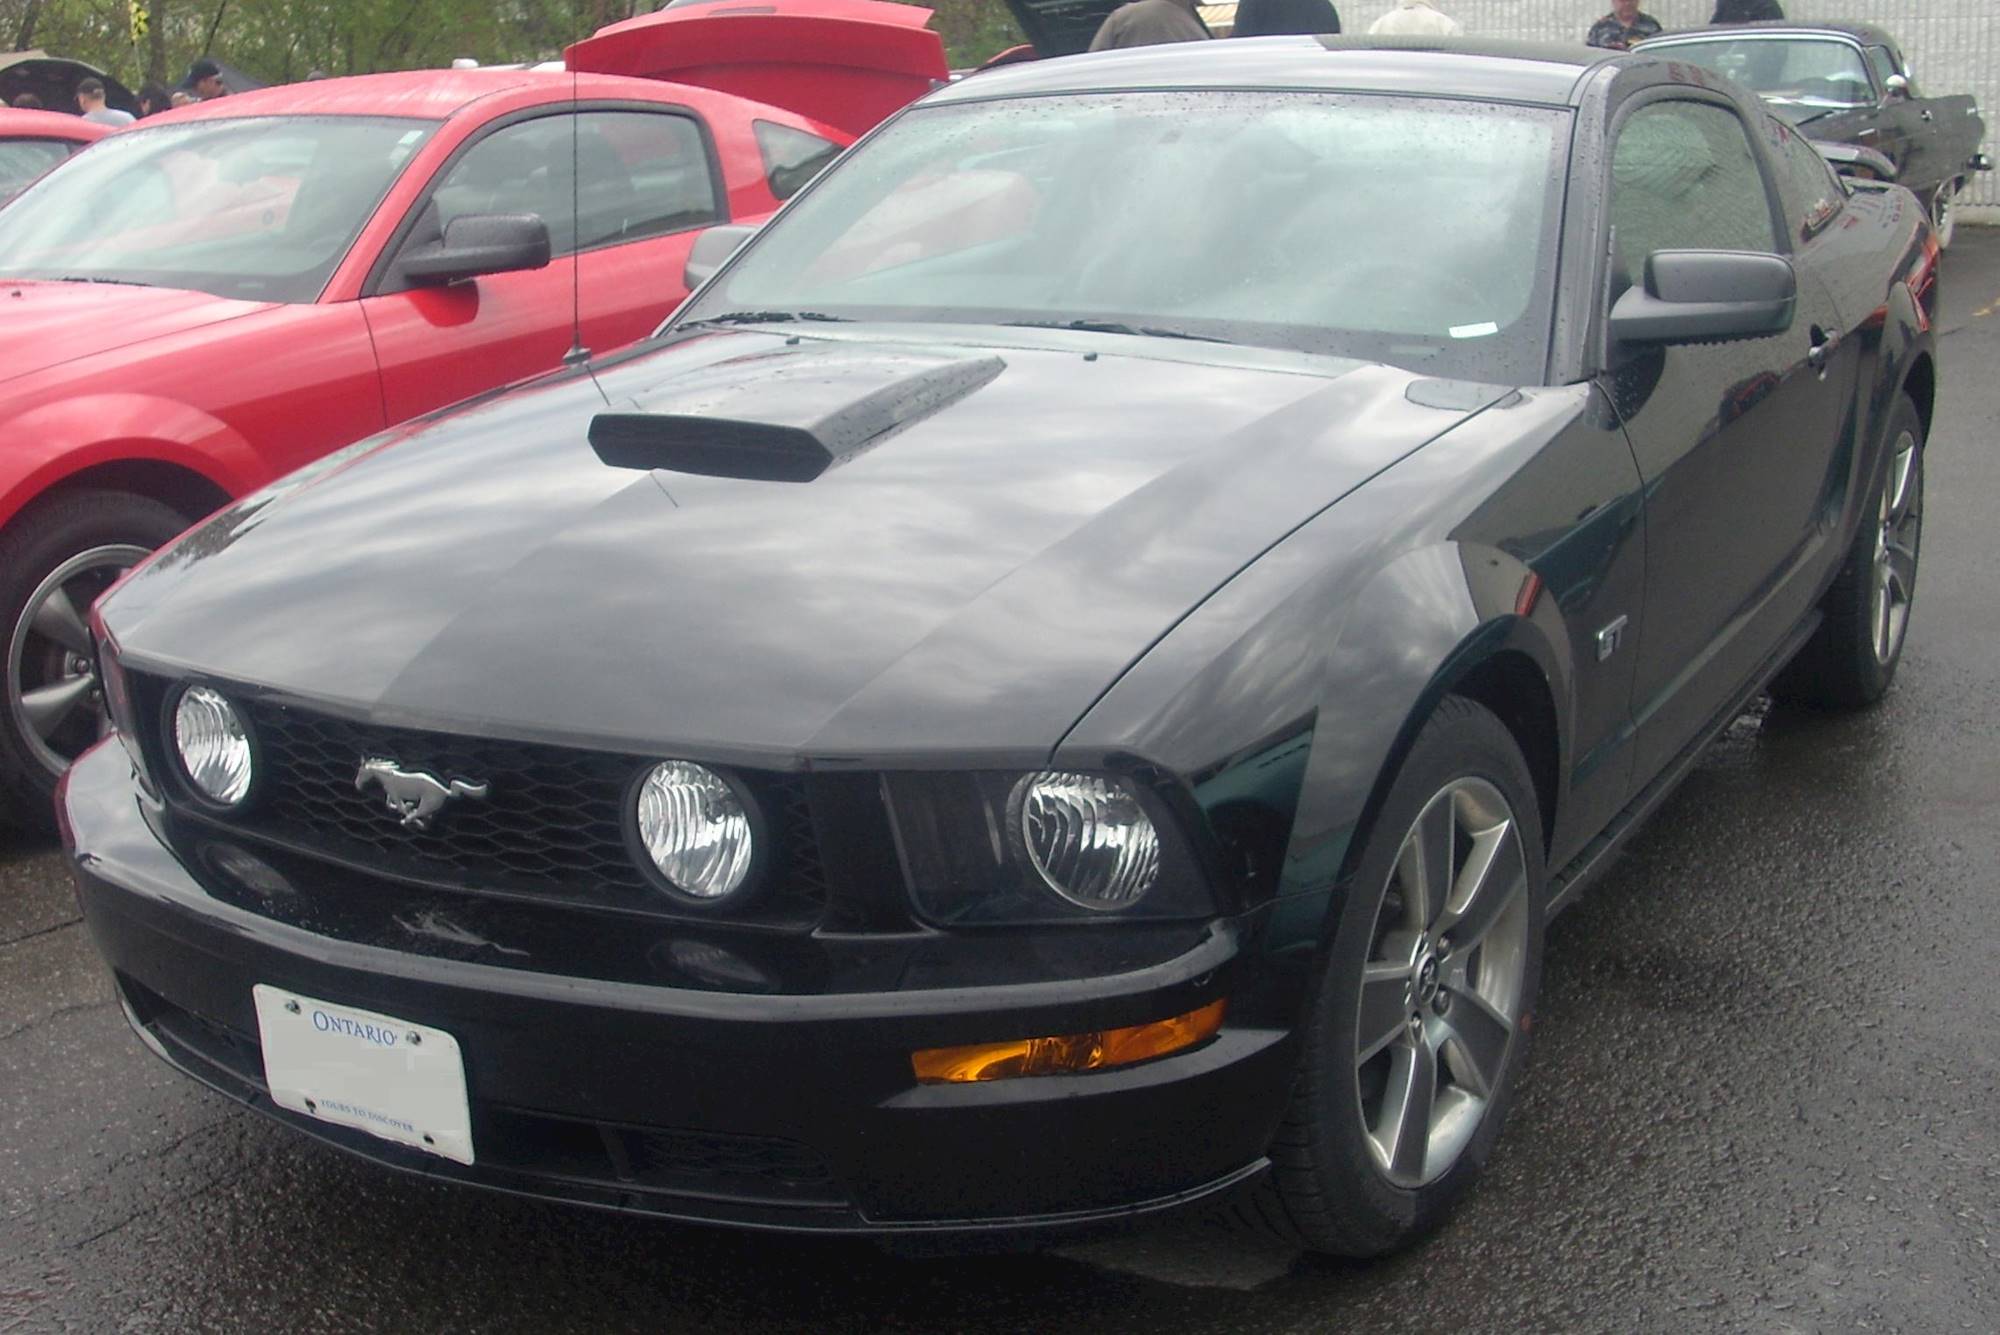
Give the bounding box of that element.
[683,223,759,291]
[1610,250,1796,347]
[399,213,551,286]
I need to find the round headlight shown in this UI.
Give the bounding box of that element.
[1011,772,1161,912]
[173,685,253,806]
[634,761,756,901]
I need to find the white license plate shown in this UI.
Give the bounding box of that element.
[252,985,474,1165]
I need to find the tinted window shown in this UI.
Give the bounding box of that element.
[1610,101,1779,289]
[0,116,432,302]
[425,110,718,258]
[0,138,69,193]
[686,92,1570,384]
[754,120,842,201]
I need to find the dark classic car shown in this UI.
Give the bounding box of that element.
[64,38,1939,1255]
[1640,22,1989,246]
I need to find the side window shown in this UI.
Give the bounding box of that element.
[754,120,843,202]
[419,110,720,261]
[1760,113,1843,242]
[427,115,579,254]
[1864,46,1897,96]
[1608,101,1780,292]
[574,110,720,249]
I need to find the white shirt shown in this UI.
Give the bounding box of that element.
[82,107,136,127]
[1368,0,1463,36]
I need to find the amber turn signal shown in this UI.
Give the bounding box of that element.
[911,998,1227,1084]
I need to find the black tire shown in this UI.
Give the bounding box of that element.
[1771,394,1925,710]
[1236,695,1546,1256]
[0,490,190,833]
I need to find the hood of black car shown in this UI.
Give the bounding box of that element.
[105,327,1506,764]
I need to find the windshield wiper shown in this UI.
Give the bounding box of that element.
[49,274,153,287]
[1001,318,1230,344]
[682,310,850,328]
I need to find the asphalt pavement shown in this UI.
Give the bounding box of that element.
[4,234,1999,1334]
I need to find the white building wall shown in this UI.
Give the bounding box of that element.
[1342,0,1997,210]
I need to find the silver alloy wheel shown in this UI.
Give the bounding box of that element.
[1354,776,1530,1189]
[1931,181,1957,250]
[6,544,151,776]
[1870,432,1923,666]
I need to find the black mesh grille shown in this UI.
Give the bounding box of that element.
[209,696,824,919]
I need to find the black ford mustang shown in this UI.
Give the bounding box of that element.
[63,38,1939,1255]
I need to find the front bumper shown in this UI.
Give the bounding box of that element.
[63,741,1302,1238]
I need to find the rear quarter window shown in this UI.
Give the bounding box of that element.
[754,121,843,202]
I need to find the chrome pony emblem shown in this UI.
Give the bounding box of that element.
[355,757,488,831]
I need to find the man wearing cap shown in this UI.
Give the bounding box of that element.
[181,58,227,100]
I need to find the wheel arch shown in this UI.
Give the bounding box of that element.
[21,457,232,529]
[1340,629,1565,892]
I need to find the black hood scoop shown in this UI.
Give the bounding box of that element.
[590,343,1005,482]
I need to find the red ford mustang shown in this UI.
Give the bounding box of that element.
[0,107,109,197]
[0,2,948,828]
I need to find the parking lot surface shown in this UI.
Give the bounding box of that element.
[3,232,1998,1334]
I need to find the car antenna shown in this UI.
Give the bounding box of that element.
[562,2,596,387]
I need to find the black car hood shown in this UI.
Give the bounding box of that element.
[108,328,1505,764]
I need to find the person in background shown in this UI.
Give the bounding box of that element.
[9,93,43,109]
[1089,0,1209,51]
[1369,0,1461,36]
[1586,0,1661,50]
[1234,0,1341,37]
[76,78,135,127]
[169,90,196,108]
[1711,0,1783,21]
[180,58,227,100]
[136,83,173,117]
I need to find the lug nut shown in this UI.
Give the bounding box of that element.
[1432,990,1453,1016]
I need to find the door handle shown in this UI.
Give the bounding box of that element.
[1807,328,1841,374]
[1920,109,1935,122]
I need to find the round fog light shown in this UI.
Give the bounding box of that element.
[173,685,253,806]
[634,761,756,901]
[1012,772,1161,911]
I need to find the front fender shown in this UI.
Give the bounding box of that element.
[0,392,261,528]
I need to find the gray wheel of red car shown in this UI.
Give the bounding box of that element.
[0,491,188,833]
[1239,697,1545,1256]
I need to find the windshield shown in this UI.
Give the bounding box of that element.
[680,92,1569,382]
[0,116,433,302]
[1660,38,1876,111]
[0,138,70,195]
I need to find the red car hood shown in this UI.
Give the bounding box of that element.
[0,279,272,384]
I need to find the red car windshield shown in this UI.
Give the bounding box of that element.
[0,115,434,303]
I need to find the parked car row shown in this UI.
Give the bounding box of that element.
[1639,20,1990,248]
[57,28,1943,1258]
[0,0,949,827]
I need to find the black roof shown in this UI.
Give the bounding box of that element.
[934,36,1627,109]
[1642,21,1901,49]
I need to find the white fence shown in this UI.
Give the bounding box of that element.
[1338,0,1998,212]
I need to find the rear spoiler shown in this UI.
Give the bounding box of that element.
[566,0,949,139]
